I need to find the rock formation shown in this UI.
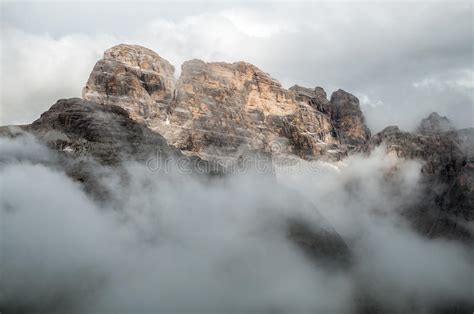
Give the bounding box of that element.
[329,89,371,147]
[26,98,179,164]
[370,122,474,241]
[84,44,371,160]
[289,86,371,150]
[83,44,176,127]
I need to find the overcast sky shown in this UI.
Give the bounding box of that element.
[1,1,472,132]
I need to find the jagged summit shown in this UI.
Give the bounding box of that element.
[417,111,455,134]
[83,44,370,160]
[103,44,175,72]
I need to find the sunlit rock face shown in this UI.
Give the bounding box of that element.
[83,44,370,160]
[169,59,342,159]
[83,44,176,127]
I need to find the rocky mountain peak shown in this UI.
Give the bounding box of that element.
[82,45,373,159]
[82,44,176,127]
[103,44,175,73]
[417,111,454,134]
[329,89,371,146]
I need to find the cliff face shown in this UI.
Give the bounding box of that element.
[83,44,176,127]
[26,98,179,164]
[370,125,474,241]
[83,44,370,160]
[169,59,344,159]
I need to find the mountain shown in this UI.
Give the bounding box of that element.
[3,43,472,242]
[1,43,473,313]
[83,44,369,161]
[2,42,472,241]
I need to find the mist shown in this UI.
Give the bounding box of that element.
[1,135,473,313]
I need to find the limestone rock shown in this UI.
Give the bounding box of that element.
[83,44,370,161]
[83,44,176,127]
[168,59,340,159]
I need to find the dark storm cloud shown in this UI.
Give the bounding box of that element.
[1,1,472,131]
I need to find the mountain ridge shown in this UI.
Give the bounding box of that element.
[83,44,370,161]
[1,43,473,243]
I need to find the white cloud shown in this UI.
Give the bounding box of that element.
[221,8,298,38]
[358,93,385,109]
[413,69,474,91]
[2,136,473,312]
[0,26,118,124]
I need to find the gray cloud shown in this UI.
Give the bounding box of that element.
[1,136,473,313]
[1,2,472,130]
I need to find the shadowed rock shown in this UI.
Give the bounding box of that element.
[27,98,179,164]
[287,219,352,269]
[330,89,371,148]
[370,122,474,242]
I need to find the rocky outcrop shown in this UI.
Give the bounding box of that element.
[83,44,176,127]
[289,85,372,152]
[83,44,368,160]
[370,122,474,241]
[0,98,228,198]
[329,89,371,147]
[416,111,455,134]
[167,59,341,159]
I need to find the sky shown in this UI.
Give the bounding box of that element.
[0,1,473,132]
